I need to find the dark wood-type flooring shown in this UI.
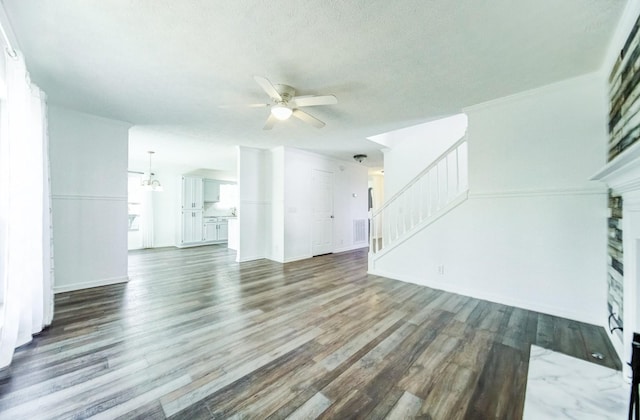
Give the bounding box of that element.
[0,245,621,419]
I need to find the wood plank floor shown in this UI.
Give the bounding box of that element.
[0,245,621,419]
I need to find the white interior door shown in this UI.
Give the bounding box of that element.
[312,169,333,256]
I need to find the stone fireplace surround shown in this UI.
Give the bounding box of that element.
[593,140,640,379]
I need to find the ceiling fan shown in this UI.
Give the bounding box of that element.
[224,76,338,130]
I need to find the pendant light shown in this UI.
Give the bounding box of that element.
[141,151,163,191]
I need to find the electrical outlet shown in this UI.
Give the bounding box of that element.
[437,265,445,275]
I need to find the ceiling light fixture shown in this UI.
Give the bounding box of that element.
[141,151,163,192]
[271,103,293,120]
[353,154,367,163]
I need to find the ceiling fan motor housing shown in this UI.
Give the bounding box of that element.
[274,84,296,103]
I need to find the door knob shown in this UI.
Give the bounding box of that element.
[330,215,334,218]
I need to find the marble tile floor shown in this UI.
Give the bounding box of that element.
[523,345,629,419]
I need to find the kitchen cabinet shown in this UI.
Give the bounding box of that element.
[203,179,220,203]
[204,222,217,242]
[204,179,238,204]
[182,176,203,210]
[178,176,235,247]
[217,222,228,241]
[181,210,203,244]
[203,219,228,242]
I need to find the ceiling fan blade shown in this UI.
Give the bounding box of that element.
[263,113,278,130]
[254,76,282,101]
[218,103,269,109]
[292,109,325,128]
[293,95,338,107]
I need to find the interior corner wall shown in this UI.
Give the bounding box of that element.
[273,147,368,263]
[237,146,271,262]
[372,73,609,325]
[48,106,131,293]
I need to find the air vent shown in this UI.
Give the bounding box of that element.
[354,219,367,243]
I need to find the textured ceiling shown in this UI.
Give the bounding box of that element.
[2,0,627,168]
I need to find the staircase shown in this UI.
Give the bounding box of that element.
[369,137,469,265]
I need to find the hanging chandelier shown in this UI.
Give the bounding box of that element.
[141,151,163,192]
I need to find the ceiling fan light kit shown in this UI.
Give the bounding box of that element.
[271,104,293,120]
[228,76,338,130]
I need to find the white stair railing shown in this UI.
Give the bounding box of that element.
[370,137,469,255]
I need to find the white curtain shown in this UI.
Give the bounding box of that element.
[0,48,54,368]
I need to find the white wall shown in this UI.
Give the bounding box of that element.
[270,147,285,262]
[237,146,272,262]
[269,147,369,263]
[470,77,606,192]
[282,149,314,261]
[382,114,467,198]
[49,106,131,293]
[372,73,609,325]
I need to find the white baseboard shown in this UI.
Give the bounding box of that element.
[333,243,369,254]
[266,254,311,264]
[268,246,368,264]
[176,241,227,249]
[236,255,266,263]
[284,255,312,263]
[54,276,129,294]
[368,268,602,326]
